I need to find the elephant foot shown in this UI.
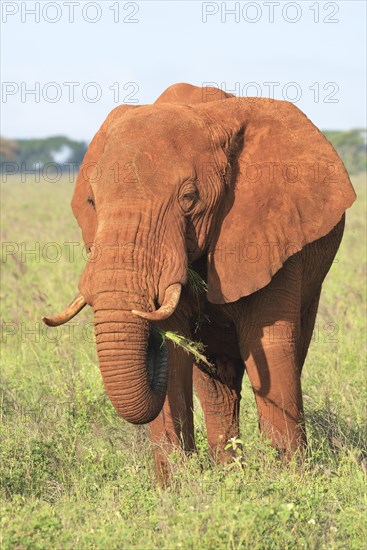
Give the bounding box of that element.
[152,448,177,487]
[152,444,197,487]
[207,435,241,465]
[193,357,245,467]
[258,414,308,463]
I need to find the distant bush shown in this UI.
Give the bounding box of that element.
[323,129,366,175]
[0,136,87,174]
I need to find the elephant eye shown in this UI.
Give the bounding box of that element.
[87,197,95,209]
[179,186,199,214]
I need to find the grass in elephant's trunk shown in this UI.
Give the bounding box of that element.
[155,329,215,373]
[154,267,215,375]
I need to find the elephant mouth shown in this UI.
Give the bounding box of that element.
[42,283,182,327]
[147,329,168,390]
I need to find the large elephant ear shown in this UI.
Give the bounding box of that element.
[71,105,138,248]
[155,82,234,104]
[198,98,356,304]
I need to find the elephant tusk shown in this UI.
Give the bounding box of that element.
[132,283,182,322]
[42,293,87,327]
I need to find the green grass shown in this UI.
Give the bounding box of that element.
[1,174,366,549]
[157,329,215,371]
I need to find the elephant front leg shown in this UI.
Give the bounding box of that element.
[244,323,306,457]
[238,254,306,458]
[193,358,244,463]
[148,341,194,484]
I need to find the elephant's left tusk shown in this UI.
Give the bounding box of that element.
[132,283,182,322]
[42,293,87,327]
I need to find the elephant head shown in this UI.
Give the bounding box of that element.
[43,83,356,425]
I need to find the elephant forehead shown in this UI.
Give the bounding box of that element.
[98,145,198,194]
[99,137,213,189]
[92,105,218,195]
[107,105,212,155]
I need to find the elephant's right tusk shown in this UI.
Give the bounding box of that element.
[132,283,182,322]
[42,293,87,327]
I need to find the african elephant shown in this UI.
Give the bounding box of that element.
[43,83,356,482]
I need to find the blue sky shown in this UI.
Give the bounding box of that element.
[1,0,366,141]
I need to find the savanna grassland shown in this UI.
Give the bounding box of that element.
[1,174,366,549]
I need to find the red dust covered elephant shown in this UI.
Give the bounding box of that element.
[43,83,356,482]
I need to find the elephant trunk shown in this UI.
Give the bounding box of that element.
[93,295,168,425]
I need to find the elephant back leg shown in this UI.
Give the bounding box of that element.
[298,286,321,372]
[193,359,245,463]
[298,214,345,371]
